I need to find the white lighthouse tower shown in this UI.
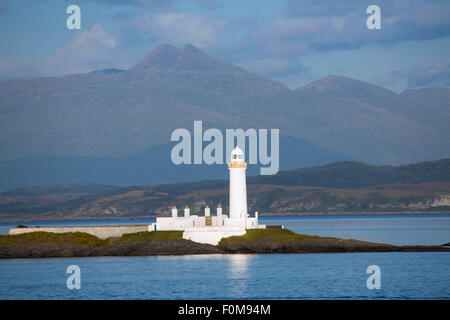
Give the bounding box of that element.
[228,146,248,221]
[153,145,266,245]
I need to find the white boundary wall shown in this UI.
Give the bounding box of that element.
[9,225,148,239]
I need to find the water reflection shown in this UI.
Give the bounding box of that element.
[227,254,252,298]
[155,254,223,261]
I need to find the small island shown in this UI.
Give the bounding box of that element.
[1,229,448,259]
[3,149,449,259]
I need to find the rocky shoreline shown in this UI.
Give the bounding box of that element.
[0,229,448,259]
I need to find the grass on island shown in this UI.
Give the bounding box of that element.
[0,229,334,248]
[0,231,107,247]
[118,231,183,242]
[0,230,184,247]
[219,228,320,245]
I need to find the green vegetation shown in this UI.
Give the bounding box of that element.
[0,230,186,248]
[216,228,409,254]
[219,228,320,245]
[0,230,223,258]
[0,232,107,247]
[119,231,183,242]
[1,229,314,248]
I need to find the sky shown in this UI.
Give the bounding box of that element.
[0,0,449,92]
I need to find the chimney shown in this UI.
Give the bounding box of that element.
[172,206,178,218]
[204,205,210,217]
[184,205,190,218]
[217,204,222,217]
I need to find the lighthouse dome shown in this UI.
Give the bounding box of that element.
[230,146,244,162]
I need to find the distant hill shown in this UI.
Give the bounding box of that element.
[247,159,450,189]
[1,159,449,221]
[0,44,449,190]
[149,158,450,195]
[300,75,450,130]
[0,184,116,197]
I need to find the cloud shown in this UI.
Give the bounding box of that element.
[285,0,396,17]
[407,62,450,87]
[84,0,217,10]
[0,11,228,83]
[371,61,450,88]
[1,0,448,93]
[68,24,116,57]
[46,23,119,74]
[127,12,227,48]
[0,9,229,83]
[0,23,122,82]
[251,1,450,54]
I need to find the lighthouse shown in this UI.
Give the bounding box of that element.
[153,145,267,245]
[228,146,248,220]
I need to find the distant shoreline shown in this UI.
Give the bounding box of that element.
[1,211,450,224]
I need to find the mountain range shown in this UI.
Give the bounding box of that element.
[0,44,449,190]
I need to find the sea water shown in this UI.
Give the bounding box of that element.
[0,252,449,299]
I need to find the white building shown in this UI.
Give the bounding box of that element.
[152,146,266,245]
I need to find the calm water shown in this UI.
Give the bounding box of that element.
[0,215,449,299]
[0,253,449,299]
